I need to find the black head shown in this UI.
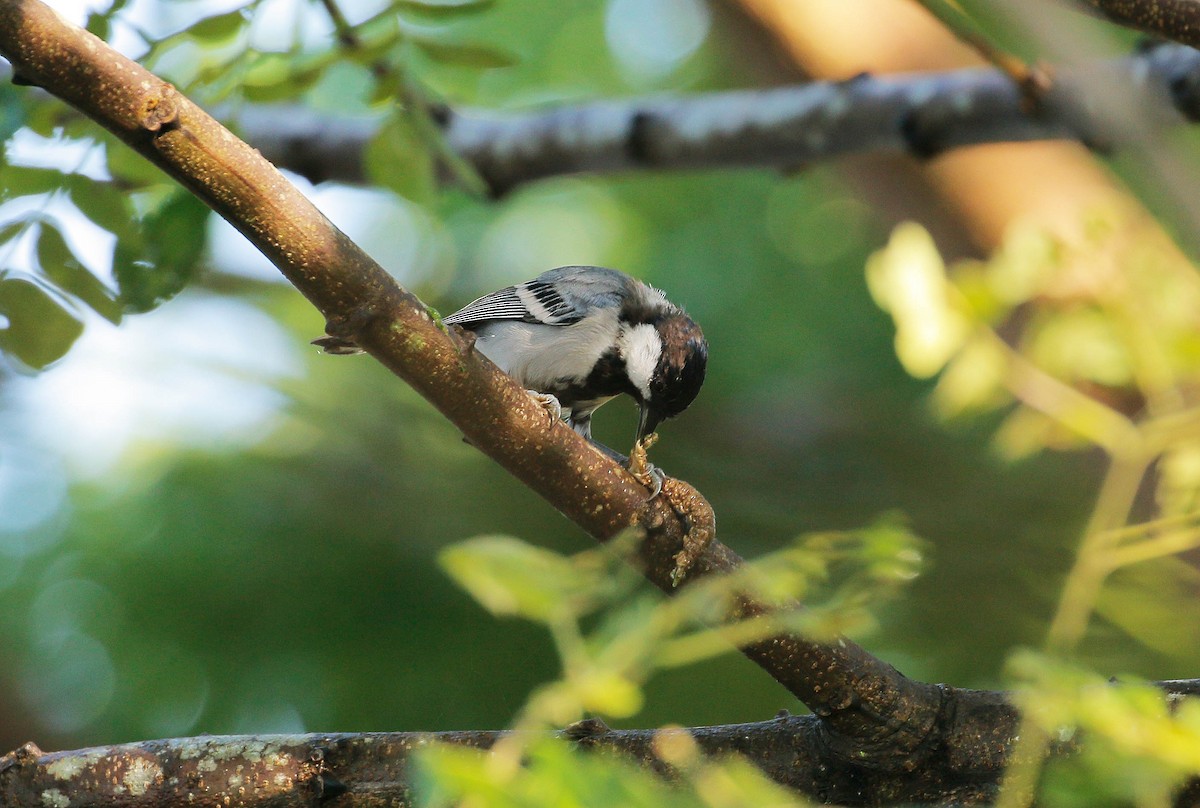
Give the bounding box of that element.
[638,313,707,439]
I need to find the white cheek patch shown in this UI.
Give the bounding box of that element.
[620,323,661,400]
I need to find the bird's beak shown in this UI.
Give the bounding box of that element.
[637,402,661,443]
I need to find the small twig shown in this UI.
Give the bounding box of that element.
[909,0,1050,97]
[317,0,360,49]
[315,0,486,195]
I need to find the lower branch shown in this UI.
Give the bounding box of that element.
[0,695,1016,808]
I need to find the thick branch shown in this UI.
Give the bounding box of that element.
[0,0,946,766]
[0,703,1017,808]
[1085,0,1200,49]
[239,44,1200,192]
[6,680,1200,806]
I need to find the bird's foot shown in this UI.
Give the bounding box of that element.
[527,391,563,426]
[659,478,715,586]
[627,433,664,498]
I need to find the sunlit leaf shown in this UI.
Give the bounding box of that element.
[1029,308,1131,387]
[0,277,84,369]
[439,535,595,623]
[933,335,1008,418]
[866,223,970,378]
[37,223,122,324]
[1157,440,1200,515]
[1010,650,1200,805]
[992,407,1079,460]
[115,191,209,313]
[986,224,1061,305]
[572,669,642,717]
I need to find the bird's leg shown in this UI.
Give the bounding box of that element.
[626,433,713,585]
[626,433,664,499]
[527,391,563,426]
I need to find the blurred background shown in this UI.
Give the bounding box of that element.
[1,0,1198,756]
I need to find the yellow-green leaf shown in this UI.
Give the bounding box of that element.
[866,222,970,378]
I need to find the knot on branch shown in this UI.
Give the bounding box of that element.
[0,743,43,775]
[632,473,716,587]
[815,681,951,773]
[140,84,180,133]
[562,717,613,744]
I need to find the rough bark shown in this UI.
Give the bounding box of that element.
[0,705,1018,807]
[1086,0,1200,48]
[5,678,1200,807]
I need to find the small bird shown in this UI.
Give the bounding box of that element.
[442,265,707,451]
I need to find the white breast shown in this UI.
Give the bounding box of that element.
[471,308,620,390]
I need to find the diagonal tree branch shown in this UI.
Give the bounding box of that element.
[0,0,949,776]
[1084,0,1200,49]
[236,43,1200,193]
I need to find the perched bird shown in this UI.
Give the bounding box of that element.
[442,265,707,450]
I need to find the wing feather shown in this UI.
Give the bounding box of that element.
[443,266,634,328]
[443,287,531,325]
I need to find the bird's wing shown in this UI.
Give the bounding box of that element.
[443,266,629,327]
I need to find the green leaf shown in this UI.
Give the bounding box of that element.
[439,535,593,623]
[115,191,209,313]
[240,52,325,102]
[1,165,64,200]
[411,39,517,69]
[0,83,26,145]
[364,113,437,204]
[187,10,247,44]
[866,222,970,378]
[67,174,139,243]
[104,138,167,190]
[0,278,84,370]
[394,0,495,18]
[85,11,110,40]
[37,224,122,324]
[0,219,27,247]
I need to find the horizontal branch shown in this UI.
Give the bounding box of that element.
[6,676,1200,807]
[0,707,1012,807]
[239,43,1200,193]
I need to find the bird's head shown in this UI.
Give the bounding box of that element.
[635,312,708,442]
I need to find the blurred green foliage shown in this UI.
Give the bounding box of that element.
[4,0,1200,805]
